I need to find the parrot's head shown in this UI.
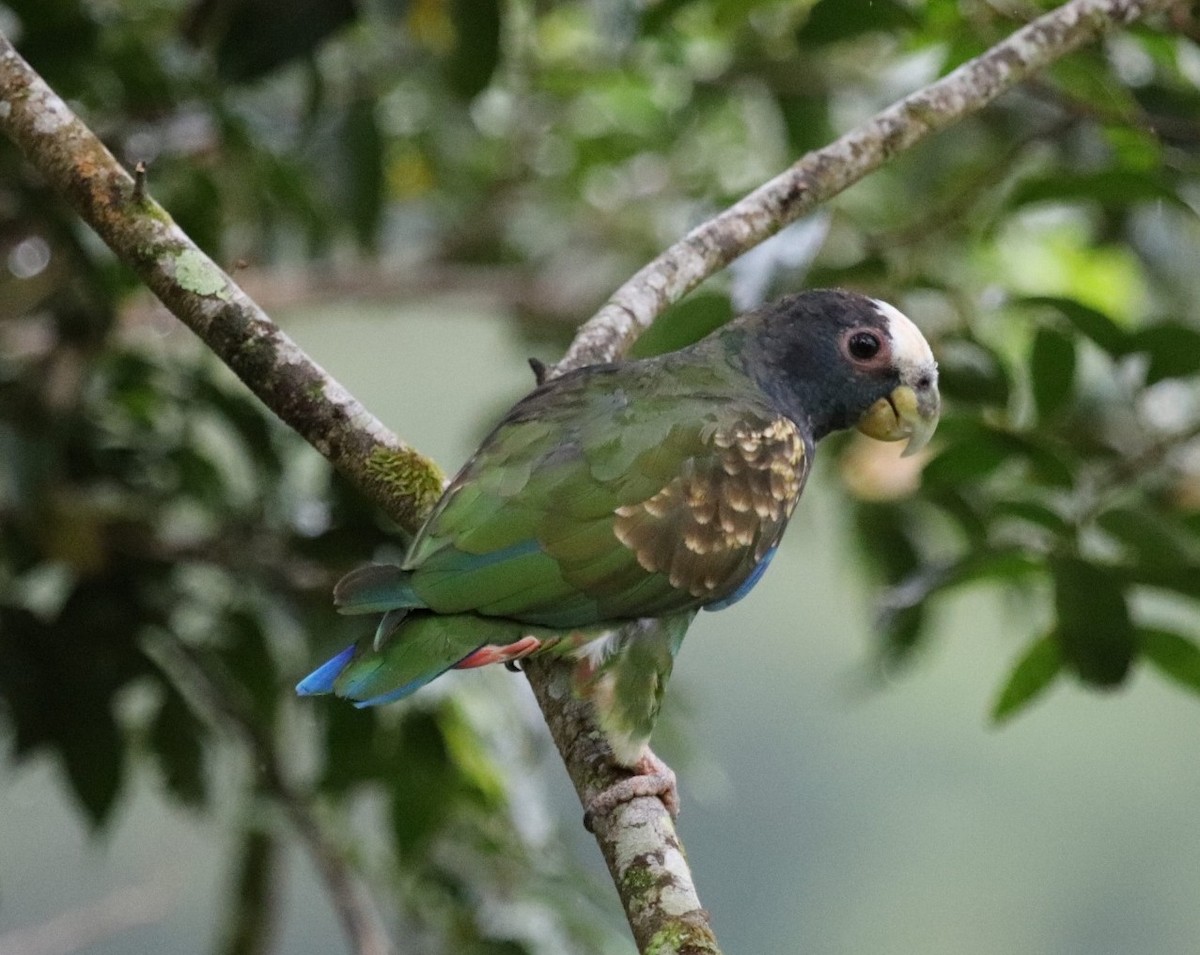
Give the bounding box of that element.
[750,289,940,456]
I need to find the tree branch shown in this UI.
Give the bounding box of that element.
[523,657,719,954]
[0,41,443,535]
[558,0,1180,369]
[0,2,1175,952]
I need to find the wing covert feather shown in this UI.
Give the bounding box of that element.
[403,362,811,626]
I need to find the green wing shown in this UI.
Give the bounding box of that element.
[402,361,811,628]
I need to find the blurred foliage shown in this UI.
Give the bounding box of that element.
[3,0,1200,949]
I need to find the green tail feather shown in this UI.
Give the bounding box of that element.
[333,563,424,615]
[302,612,568,707]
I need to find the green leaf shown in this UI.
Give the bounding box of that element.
[189,0,359,82]
[1128,323,1200,383]
[1140,628,1200,697]
[445,0,502,99]
[638,0,701,34]
[1097,506,1200,572]
[923,434,1011,485]
[1030,325,1076,420]
[1133,82,1200,145]
[877,603,926,670]
[1125,562,1200,600]
[171,445,226,505]
[1051,557,1135,687]
[1006,432,1076,488]
[344,96,385,251]
[992,635,1063,723]
[320,699,383,795]
[797,0,920,45]
[1019,297,1130,356]
[990,499,1069,535]
[1006,170,1185,211]
[151,686,208,809]
[59,701,126,828]
[933,338,1010,407]
[853,501,921,583]
[1049,52,1141,115]
[952,549,1044,587]
[217,611,280,723]
[924,423,1074,489]
[388,706,469,854]
[0,592,149,828]
[630,293,733,358]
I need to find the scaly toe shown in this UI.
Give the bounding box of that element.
[582,751,679,831]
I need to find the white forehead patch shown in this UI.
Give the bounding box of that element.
[870,298,936,379]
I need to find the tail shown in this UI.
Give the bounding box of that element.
[295,613,566,708]
[300,565,466,706]
[334,563,430,651]
[334,563,425,615]
[296,612,485,707]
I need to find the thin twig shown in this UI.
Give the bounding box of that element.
[131,159,148,203]
[147,638,394,955]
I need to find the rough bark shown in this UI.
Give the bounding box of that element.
[0,42,443,535]
[0,1,1176,952]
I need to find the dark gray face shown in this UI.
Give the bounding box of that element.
[747,290,939,446]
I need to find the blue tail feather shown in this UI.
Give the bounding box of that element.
[295,645,357,696]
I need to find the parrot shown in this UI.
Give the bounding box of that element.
[297,289,939,819]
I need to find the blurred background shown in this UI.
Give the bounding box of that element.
[3,1,1200,953]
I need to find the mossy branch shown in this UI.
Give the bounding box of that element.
[0,40,441,535]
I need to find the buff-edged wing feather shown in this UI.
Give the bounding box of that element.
[399,361,812,626]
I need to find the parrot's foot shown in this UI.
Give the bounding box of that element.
[583,749,679,832]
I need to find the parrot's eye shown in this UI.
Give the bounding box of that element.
[847,331,882,361]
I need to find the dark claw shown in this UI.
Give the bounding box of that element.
[527,357,548,385]
[504,660,523,673]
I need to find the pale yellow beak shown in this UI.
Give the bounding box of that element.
[857,382,940,457]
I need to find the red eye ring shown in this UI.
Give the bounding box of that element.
[847,331,881,360]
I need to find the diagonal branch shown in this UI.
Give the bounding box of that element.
[0,1,1176,952]
[0,41,444,535]
[559,0,1180,369]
